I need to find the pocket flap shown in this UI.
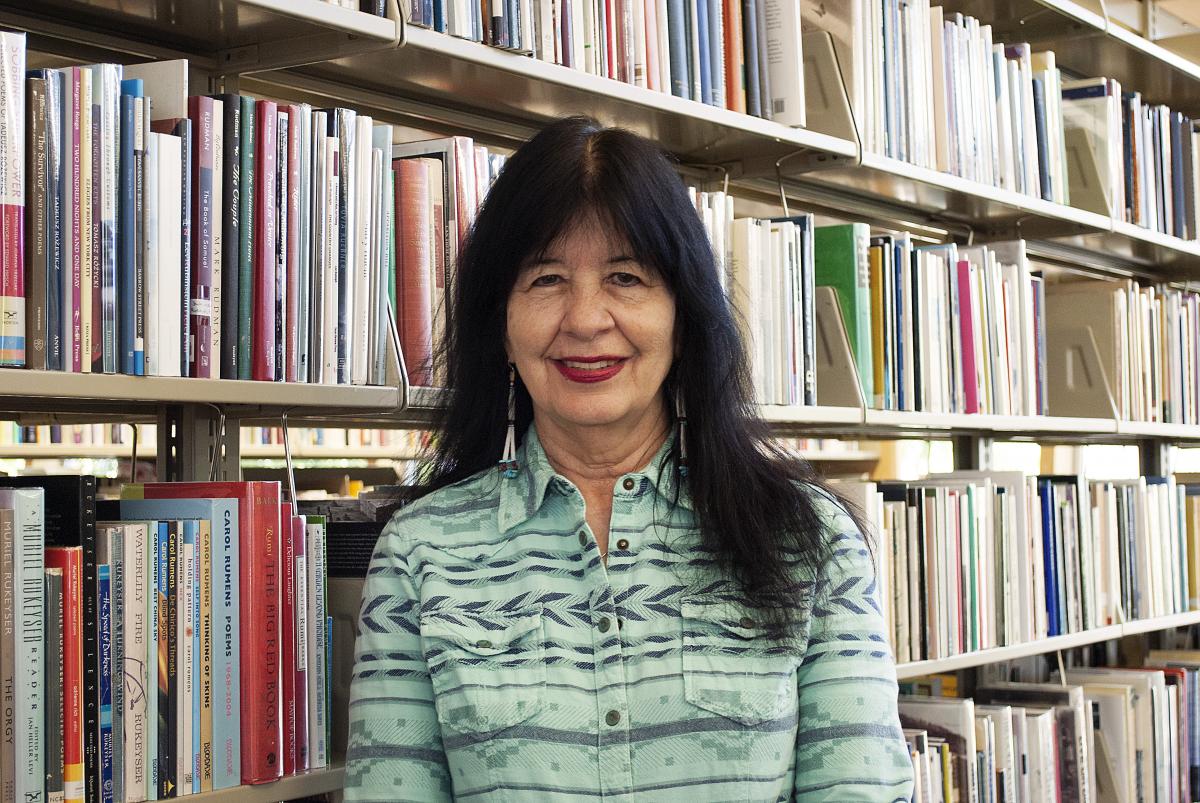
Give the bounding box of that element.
[681,597,766,639]
[421,607,543,656]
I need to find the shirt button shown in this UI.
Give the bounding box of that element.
[578,530,587,547]
[739,616,755,629]
[616,538,629,550]
[605,710,621,726]
[621,477,635,491]
[598,616,611,633]
[475,639,492,649]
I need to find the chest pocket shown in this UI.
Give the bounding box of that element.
[420,606,546,735]
[680,596,806,726]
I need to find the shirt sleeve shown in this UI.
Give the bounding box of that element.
[793,495,914,802]
[343,517,453,803]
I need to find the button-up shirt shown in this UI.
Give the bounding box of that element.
[345,426,914,801]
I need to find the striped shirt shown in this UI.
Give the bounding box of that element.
[345,425,914,801]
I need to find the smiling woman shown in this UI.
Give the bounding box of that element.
[345,117,914,802]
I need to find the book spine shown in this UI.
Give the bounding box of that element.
[69,68,80,373]
[219,96,240,380]
[212,501,240,790]
[98,564,113,803]
[160,522,175,799]
[210,103,222,383]
[237,97,255,381]
[45,547,83,803]
[252,101,277,381]
[44,567,64,803]
[286,106,301,383]
[143,135,159,376]
[305,517,327,768]
[189,96,215,378]
[146,523,159,800]
[191,525,200,795]
[334,109,355,385]
[178,528,194,795]
[199,521,213,792]
[177,119,194,378]
[98,65,118,374]
[123,523,147,802]
[292,516,308,772]
[0,33,24,366]
[275,110,288,382]
[27,76,47,370]
[118,91,136,374]
[110,527,124,803]
[133,97,145,375]
[80,67,92,373]
[45,72,62,372]
[279,506,296,776]
[1,509,15,803]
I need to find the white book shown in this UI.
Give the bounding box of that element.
[123,521,150,802]
[297,104,313,384]
[305,518,328,768]
[158,133,183,377]
[3,488,44,803]
[762,0,804,125]
[654,0,669,94]
[143,134,160,376]
[323,137,340,385]
[352,115,373,385]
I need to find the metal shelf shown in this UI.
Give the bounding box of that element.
[0,370,401,422]
[896,611,1200,679]
[0,0,397,66]
[293,25,857,168]
[186,766,345,803]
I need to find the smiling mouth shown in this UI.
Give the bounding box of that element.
[552,357,628,383]
[560,358,622,370]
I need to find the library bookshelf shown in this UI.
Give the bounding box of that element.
[7,0,1200,799]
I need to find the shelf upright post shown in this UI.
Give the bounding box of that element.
[157,404,241,483]
[952,435,993,471]
[1139,437,1172,478]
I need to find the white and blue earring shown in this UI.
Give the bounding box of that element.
[675,385,688,477]
[499,363,519,478]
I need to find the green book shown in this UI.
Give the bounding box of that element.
[237,96,255,380]
[814,222,873,403]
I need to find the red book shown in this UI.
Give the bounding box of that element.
[285,106,301,383]
[394,158,432,386]
[45,546,84,802]
[69,67,82,373]
[290,513,308,773]
[956,260,979,415]
[128,481,284,785]
[278,502,296,776]
[0,33,24,368]
[251,101,277,382]
[188,95,215,378]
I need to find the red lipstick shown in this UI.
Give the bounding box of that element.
[553,356,626,383]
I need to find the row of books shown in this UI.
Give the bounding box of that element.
[1061,78,1200,241]
[854,4,1070,205]
[0,476,329,803]
[841,470,1196,665]
[242,426,425,452]
[393,137,505,387]
[5,38,399,384]
[900,655,1200,803]
[1048,278,1200,425]
[0,423,145,448]
[404,0,806,122]
[324,0,391,13]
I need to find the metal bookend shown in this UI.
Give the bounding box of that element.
[813,286,866,409]
[280,411,299,508]
[385,296,412,417]
[1046,326,1119,419]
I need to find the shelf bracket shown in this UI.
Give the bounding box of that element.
[214,0,405,80]
[158,404,241,483]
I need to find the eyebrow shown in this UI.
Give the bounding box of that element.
[526,254,637,266]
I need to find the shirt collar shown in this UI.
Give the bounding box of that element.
[498,423,693,533]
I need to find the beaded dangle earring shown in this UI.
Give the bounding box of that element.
[499,363,519,478]
[675,384,688,477]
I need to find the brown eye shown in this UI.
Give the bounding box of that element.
[531,274,562,287]
[611,272,642,287]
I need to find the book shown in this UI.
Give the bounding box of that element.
[814,222,872,403]
[0,33,24,366]
[124,482,283,786]
[44,566,64,803]
[26,74,47,370]
[44,546,83,803]
[187,95,216,379]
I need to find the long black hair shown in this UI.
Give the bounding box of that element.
[420,116,858,638]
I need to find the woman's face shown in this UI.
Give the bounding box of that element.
[505,214,676,436]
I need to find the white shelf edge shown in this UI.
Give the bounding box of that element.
[243,0,398,41]
[401,26,858,159]
[186,766,345,803]
[758,404,863,425]
[896,611,1200,678]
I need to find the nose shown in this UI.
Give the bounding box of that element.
[560,281,615,340]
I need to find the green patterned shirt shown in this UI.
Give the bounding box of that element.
[345,426,914,801]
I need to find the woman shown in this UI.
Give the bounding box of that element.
[345,117,913,802]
